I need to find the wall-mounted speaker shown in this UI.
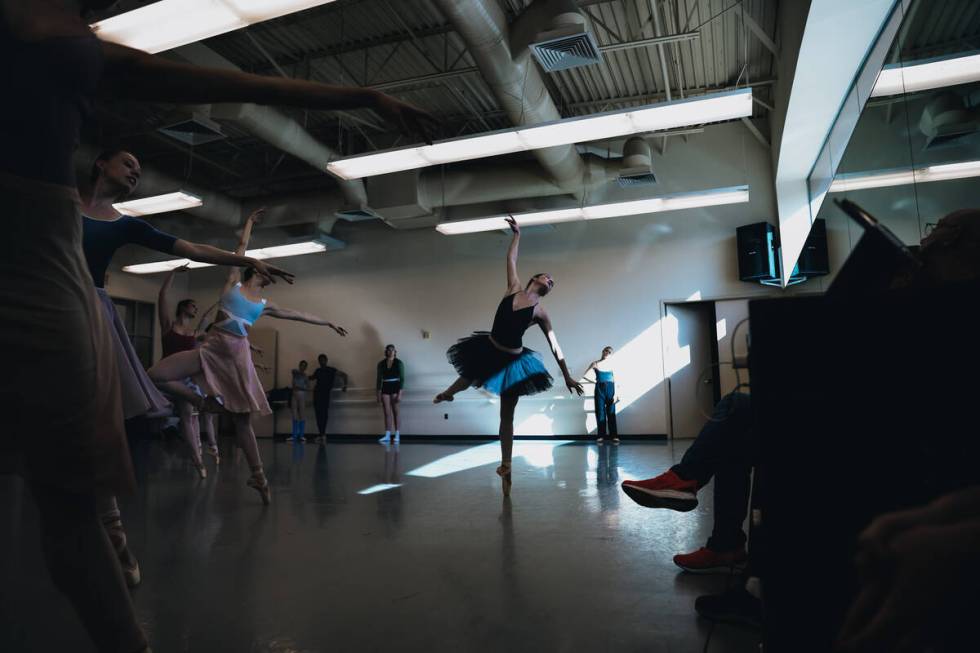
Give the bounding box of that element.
[736,221,776,281]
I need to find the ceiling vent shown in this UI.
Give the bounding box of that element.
[334,207,379,222]
[158,111,225,146]
[919,92,977,150]
[617,136,657,187]
[529,12,601,72]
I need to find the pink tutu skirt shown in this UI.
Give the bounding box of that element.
[197,328,271,415]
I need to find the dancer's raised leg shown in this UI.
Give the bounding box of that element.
[434,376,470,403]
[497,394,518,496]
[232,412,270,505]
[147,350,206,405]
[33,483,148,653]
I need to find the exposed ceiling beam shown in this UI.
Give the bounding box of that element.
[740,4,779,60]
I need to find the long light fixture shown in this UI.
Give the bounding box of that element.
[327,89,753,180]
[113,191,203,217]
[91,0,336,54]
[435,186,750,235]
[122,239,334,274]
[829,159,980,192]
[871,52,980,97]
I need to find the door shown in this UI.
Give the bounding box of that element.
[665,302,719,439]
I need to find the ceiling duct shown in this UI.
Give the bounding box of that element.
[158,110,226,146]
[433,0,590,200]
[525,3,601,72]
[173,43,368,210]
[617,137,657,187]
[919,91,978,150]
[334,207,380,222]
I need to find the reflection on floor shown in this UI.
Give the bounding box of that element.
[0,439,760,652]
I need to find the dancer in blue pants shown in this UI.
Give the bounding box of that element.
[583,346,619,443]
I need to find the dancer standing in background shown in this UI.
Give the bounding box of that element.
[377,344,405,444]
[291,360,310,443]
[582,346,619,444]
[311,354,347,443]
[434,217,584,495]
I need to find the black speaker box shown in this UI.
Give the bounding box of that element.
[797,218,829,277]
[736,221,776,281]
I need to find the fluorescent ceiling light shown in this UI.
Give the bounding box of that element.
[435,185,750,235]
[829,159,980,192]
[113,191,202,217]
[91,0,336,54]
[327,89,753,180]
[871,52,980,97]
[357,483,402,495]
[123,239,331,274]
[246,241,327,259]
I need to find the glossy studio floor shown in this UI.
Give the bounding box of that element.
[1,439,760,652]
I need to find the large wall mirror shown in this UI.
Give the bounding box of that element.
[808,0,980,284]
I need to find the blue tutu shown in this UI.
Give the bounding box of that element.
[447,332,553,397]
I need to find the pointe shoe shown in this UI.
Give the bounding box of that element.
[194,462,207,480]
[496,462,512,497]
[433,392,454,404]
[206,445,220,465]
[105,522,141,588]
[246,475,271,505]
[122,558,142,589]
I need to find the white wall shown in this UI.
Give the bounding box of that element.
[167,123,786,437]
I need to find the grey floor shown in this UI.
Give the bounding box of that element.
[1,438,760,653]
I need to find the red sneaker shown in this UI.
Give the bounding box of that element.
[673,547,747,574]
[621,470,699,511]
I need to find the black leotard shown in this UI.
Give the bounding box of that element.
[490,293,537,349]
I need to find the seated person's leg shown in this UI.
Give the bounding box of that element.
[621,392,751,510]
[673,461,752,572]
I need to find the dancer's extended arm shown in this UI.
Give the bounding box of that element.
[504,216,521,294]
[98,42,435,142]
[219,208,264,295]
[263,303,348,337]
[536,309,584,396]
[157,263,189,334]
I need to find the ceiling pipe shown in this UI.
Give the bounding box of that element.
[432,0,590,200]
[418,153,620,207]
[172,43,368,209]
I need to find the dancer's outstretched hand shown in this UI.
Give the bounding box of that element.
[251,260,295,284]
[565,376,585,396]
[505,215,520,235]
[328,323,348,337]
[246,207,266,224]
[372,92,439,144]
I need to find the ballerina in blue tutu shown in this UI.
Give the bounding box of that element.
[434,216,584,495]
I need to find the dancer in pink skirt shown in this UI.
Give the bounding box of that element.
[148,219,347,505]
